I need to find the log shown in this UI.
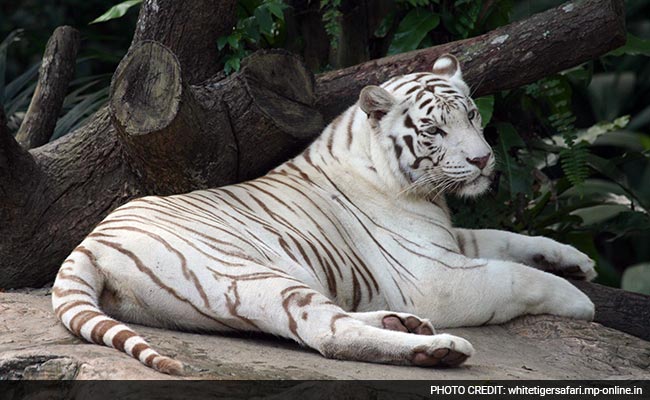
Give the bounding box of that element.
[573,280,650,341]
[315,0,626,121]
[15,26,80,149]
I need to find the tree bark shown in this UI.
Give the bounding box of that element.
[15,26,80,149]
[315,0,626,121]
[130,0,238,84]
[573,280,650,341]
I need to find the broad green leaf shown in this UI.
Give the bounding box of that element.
[217,36,229,51]
[621,263,650,295]
[607,34,650,57]
[388,9,440,55]
[474,95,494,127]
[254,5,274,36]
[224,56,242,75]
[91,0,143,24]
[266,2,287,21]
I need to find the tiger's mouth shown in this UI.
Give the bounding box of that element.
[456,172,494,194]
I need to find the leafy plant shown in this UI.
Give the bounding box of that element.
[320,0,342,50]
[217,0,288,74]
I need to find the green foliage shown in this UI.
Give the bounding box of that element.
[387,9,440,55]
[320,0,342,50]
[388,8,440,55]
[474,95,494,127]
[217,0,288,74]
[608,34,650,57]
[90,0,142,24]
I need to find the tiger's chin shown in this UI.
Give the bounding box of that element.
[454,174,492,198]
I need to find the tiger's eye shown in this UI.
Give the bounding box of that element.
[426,127,446,136]
[468,110,476,120]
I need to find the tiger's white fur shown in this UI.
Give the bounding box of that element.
[52,54,596,375]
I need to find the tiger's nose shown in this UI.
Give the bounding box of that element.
[466,154,491,170]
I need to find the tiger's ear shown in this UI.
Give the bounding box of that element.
[432,54,461,78]
[359,85,396,127]
[432,54,469,96]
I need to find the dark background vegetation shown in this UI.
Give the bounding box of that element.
[2,0,649,292]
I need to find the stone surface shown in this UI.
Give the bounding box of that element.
[1,289,649,380]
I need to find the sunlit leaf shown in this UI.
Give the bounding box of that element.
[90,0,143,24]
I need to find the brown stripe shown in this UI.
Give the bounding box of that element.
[145,353,157,367]
[132,343,150,359]
[330,313,351,335]
[91,319,120,344]
[56,271,94,290]
[457,233,466,254]
[282,291,303,342]
[54,300,95,319]
[52,287,94,298]
[344,112,354,149]
[69,310,104,336]
[419,98,433,109]
[470,231,479,257]
[405,85,419,95]
[112,329,137,352]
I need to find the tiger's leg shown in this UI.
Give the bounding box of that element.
[348,311,435,335]
[455,228,597,280]
[237,280,473,367]
[409,258,595,329]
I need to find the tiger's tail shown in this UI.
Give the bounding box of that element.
[51,245,184,375]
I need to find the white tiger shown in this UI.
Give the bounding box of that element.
[52,54,596,375]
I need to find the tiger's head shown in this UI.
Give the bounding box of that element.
[359,54,494,198]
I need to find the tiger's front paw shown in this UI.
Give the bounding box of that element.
[529,241,597,281]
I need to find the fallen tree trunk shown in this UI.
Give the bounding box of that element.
[0,0,627,292]
[315,0,626,121]
[573,280,650,341]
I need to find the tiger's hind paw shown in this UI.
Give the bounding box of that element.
[382,314,435,335]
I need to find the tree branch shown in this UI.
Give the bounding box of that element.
[315,0,626,121]
[15,26,80,149]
